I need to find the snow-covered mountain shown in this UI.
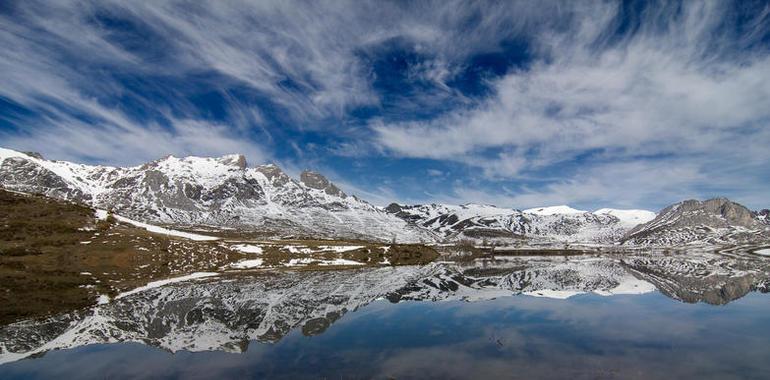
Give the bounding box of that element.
[386,203,654,244]
[0,148,433,242]
[2,147,767,246]
[623,198,770,246]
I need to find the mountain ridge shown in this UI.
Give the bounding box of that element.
[1,147,767,246]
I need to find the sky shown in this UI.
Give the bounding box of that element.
[1,0,769,211]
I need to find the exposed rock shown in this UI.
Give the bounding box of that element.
[217,154,247,169]
[300,170,346,198]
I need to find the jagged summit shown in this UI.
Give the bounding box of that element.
[300,170,346,198]
[217,154,247,169]
[0,147,432,242]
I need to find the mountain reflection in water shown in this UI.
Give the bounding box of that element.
[1,252,769,379]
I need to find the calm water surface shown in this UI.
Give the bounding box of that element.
[1,291,769,379]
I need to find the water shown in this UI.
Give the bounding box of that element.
[1,291,769,379]
[1,254,770,379]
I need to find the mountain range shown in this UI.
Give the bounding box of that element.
[1,148,768,247]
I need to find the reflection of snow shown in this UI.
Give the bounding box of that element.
[524,290,585,299]
[231,244,264,254]
[285,258,364,266]
[281,244,364,254]
[231,259,264,269]
[116,272,218,299]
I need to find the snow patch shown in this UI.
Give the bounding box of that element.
[231,259,264,269]
[231,244,263,254]
[317,245,364,252]
[112,214,218,241]
[94,209,109,221]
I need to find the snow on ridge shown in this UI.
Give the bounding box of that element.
[0,147,116,195]
[524,205,587,215]
[594,208,656,227]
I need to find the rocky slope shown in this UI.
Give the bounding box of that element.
[623,198,770,246]
[0,148,433,242]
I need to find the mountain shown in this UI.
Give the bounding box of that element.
[623,198,770,246]
[386,203,652,244]
[0,148,433,242]
[2,147,767,246]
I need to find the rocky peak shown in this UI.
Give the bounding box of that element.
[255,164,291,186]
[300,170,346,198]
[21,151,44,160]
[216,154,247,169]
[385,203,403,213]
[623,197,767,245]
[679,197,757,227]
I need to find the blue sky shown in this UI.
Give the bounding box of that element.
[1,1,769,210]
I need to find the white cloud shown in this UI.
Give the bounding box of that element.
[426,169,444,177]
[1,117,267,167]
[373,1,770,208]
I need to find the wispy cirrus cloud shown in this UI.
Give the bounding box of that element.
[372,1,770,209]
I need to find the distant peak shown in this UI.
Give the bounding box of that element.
[385,203,403,213]
[255,163,289,183]
[299,170,328,187]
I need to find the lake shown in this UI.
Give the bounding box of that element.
[1,255,769,379]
